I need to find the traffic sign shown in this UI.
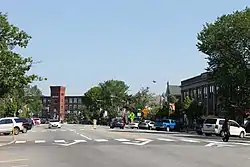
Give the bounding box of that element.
[129,112,135,121]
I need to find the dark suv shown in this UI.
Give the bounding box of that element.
[110,118,124,129]
[14,118,33,133]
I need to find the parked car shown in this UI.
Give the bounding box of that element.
[110,118,124,129]
[32,118,41,125]
[129,120,140,129]
[202,118,246,138]
[48,120,62,129]
[138,120,154,130]
[195,118,205,135]
[0,117,25,135]
[15,118,33,133]
[154,119,176,131]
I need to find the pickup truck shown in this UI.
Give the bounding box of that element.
[154,119,176,131]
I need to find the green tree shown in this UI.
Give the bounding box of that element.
[99,80,129,118]
[83,80,129,120]
[133,87,154,110]
[0,85,43,118]
[169,95,178,104]
[197,8,250,117]
[182,96,192,111]
[23,85,43,117]
[0,13,45,98]
[83,86,102,120]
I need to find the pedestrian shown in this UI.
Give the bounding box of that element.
[222,117,230,142]
[183,113,189,132]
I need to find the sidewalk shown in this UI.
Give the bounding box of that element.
[0,134,15,146]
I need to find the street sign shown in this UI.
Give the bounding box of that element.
[129,112,135,121]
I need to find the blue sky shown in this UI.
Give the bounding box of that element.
[0,0,248,95]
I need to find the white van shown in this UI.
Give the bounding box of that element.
[202,118,246,138]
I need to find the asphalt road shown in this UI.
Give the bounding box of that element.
[0,124,250,167]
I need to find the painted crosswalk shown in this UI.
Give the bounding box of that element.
[29,129,68,133]
[12,137,250,148]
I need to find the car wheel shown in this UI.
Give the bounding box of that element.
[239,131,245,138]
[14,127,20,135]
[22,128,27,133]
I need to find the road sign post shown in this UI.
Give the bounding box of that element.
[93,119,97,129]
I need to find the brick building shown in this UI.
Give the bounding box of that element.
[41,86,83,121]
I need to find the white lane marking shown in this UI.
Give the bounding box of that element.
[180,139,200,143]
[0,159,28,163]
[15,141,26,144]
[115,139,130,142]
[80,134,92,140]
[50,129,56,132]
[30,130,36,132]
[80,129,85,131]
[135,138,150,141]
[157,138,176,142]
[42,130,46,132]
[74,140,87,142]
[60,129,66,132]
[54,140,66,143]
[35,140,46,143]
[95,139,108,142]
[123,139,152,146]
[205,142,216,147]
[231,142,250,146]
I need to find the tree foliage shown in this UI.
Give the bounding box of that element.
[197,8,250,116]
[182,96,192,111]
[0,85,43,117]
[0,13,46,98]
[82,80,129,120]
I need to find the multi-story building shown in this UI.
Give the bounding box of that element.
[41,86,83,120]
[64,96,83,112]
[180,72,218,116]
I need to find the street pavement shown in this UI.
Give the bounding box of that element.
[0,124,250,166]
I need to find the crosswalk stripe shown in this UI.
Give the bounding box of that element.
[180,139,200,143]
[94,139,108,142]
[15,141,26,144]
[115,139,130,142]
[35,140,46,143]
[54,140,66,143]
[74,140,87,142]
[157,138,176,142]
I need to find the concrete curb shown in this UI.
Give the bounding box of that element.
[0,137,16,147]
